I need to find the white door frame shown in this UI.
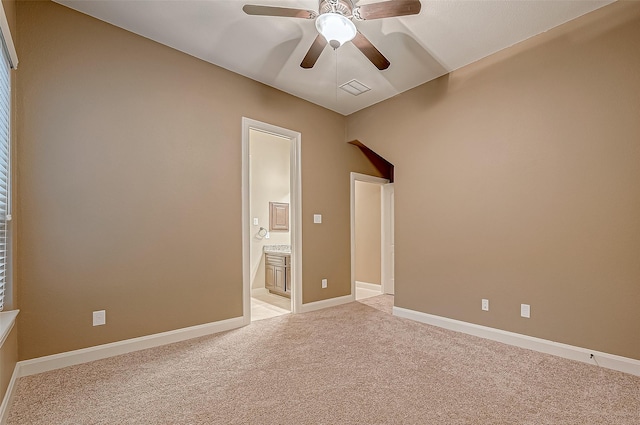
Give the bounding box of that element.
[381,183,394,294]
[242,118,302,324]
[350,172,390,298]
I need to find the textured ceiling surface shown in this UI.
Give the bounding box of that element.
[54,0,614,115]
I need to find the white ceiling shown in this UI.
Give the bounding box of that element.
[53,0,614,115]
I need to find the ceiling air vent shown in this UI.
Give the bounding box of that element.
[339,79,371,96]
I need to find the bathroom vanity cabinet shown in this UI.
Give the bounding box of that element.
[265,253,291,298]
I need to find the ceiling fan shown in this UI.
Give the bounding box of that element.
[243,0,422,70]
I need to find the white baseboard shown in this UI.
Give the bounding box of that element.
[355,281,381,291]
[0,365,19,425]
[17,316,245,378]
[300,294,354,313]
[393,306,640,377]
[251,288,269,297]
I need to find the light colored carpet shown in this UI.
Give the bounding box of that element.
[7,295,640,424]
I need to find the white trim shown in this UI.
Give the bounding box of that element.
[290,128,303,315]
[17,316,244,377]
[355,281,381,291]
[242,118,302,322]
[350,173,389,299]
[251,288,269,297]
[393,306,640,377]
[381,183,394,295]
[0,310,18,348]
[0,4,17,69]
[0,363,19,424]
[299,294,354,314]
[241,119,251,326]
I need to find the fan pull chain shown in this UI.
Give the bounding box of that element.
[335,47,338,105]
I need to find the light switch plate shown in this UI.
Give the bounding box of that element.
[521,304,530,318]
[322,278,327,288]
[93,310,106,326]
[314,214,322,224]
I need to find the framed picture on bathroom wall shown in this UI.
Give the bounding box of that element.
[269,202,289,231]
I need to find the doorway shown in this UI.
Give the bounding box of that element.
[242,118,302,324]
[350,173,394,300]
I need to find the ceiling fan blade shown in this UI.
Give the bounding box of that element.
[242,5,317,19]
[352,31,390,70]
[300,35,327,69]
[354,0,421,20]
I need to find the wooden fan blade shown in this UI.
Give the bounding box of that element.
[354,0,421,20]
[352,31,390,70]
[300,35,327,69]
[242,5,317,19]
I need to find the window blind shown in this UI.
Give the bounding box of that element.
[0,43,10,312]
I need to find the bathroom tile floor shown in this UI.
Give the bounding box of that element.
[251,293,291,321]
[355,286,383,300]
[251,285,385,321]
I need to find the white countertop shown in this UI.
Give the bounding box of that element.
[263,244,291,255]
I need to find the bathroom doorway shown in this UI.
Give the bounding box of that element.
[242,118,302,323]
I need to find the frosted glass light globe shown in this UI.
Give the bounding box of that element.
[316,12,357,49]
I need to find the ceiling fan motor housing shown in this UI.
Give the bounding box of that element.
[319,0,354,17]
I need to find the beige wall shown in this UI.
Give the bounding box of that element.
[17,0,639,364]
[355,181,381,285]
[249,130,290,290]
[15,1,379,360]
[2,0,15,36]
[347,1,640,360]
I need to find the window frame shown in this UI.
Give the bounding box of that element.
[0,6,17,312]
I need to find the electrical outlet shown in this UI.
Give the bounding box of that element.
[93,310,106,326]
[321,278,327,289]
[314,214,322,224]
[481,299,489,311]
[521,304,530,318]
[253,218,259,226]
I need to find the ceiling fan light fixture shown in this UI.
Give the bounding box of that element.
[315,12,356,49]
